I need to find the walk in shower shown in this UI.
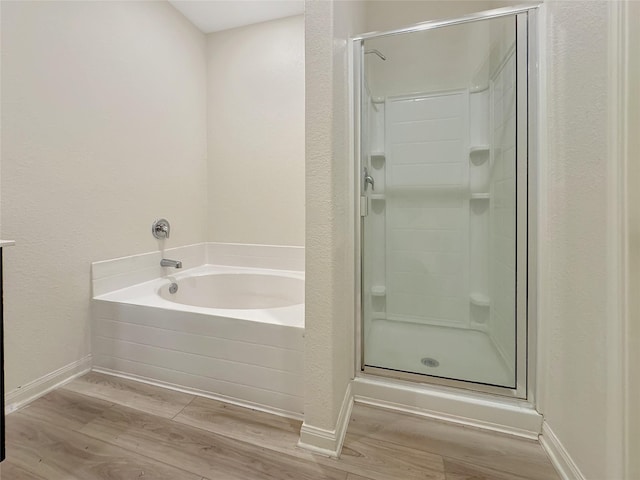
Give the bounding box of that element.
[355,7,537,398]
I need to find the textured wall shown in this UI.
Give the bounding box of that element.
[625,2,639,477]
[0,1,207,392]
[304,0,364,431]
[206,15,305,246]
[537,2,617,478]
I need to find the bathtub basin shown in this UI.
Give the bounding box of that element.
[159,272,304,310]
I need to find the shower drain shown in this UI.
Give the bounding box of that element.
[420,357,439,368]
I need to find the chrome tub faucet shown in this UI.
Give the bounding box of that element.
[160,259,182,269]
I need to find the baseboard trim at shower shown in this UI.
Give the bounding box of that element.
[539,421,586,480]
[352,376,542,439]
[298,383,353,457]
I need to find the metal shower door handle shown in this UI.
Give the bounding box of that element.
[364,167,375,192]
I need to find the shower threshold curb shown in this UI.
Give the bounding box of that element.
[352,375,542,439]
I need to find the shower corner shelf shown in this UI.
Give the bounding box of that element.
[469,145,490,155]
[470,193,490,200]
[470,293,490,307]
[469,146,490,165]
[371,152,386,168]
[371,286,387,297]
[370,193,386,201]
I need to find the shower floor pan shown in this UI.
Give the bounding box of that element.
[365,319,513,387]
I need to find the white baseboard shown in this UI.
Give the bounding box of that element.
[352,376,542,439]
[5,355,92,414]
[298,382,353,457]
[540,421,586,480]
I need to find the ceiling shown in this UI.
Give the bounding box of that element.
[168,1,305,34]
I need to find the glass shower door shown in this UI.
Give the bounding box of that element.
[360,11,530,395]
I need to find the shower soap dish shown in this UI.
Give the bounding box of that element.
[470,293,490,307]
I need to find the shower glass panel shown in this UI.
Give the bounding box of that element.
[360,12,527,392]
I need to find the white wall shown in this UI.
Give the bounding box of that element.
[627,3,640,477]
[207,15,305,246]
[0,1,207,393]
[302,0,364,444]
[536,1,626,478]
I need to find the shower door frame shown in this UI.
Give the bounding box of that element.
[352,6,539,401]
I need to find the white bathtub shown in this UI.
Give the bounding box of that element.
[92,253,305,418]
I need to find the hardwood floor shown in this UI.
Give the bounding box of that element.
[4,372,560,480]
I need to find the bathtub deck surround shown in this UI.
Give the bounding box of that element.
[91,242,304,296]
[91,243,305,418]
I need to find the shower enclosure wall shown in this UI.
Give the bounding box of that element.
[355,8,536,398]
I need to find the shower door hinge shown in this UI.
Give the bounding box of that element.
[360,196,368,217]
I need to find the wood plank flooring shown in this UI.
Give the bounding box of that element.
[3,372,560,480]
